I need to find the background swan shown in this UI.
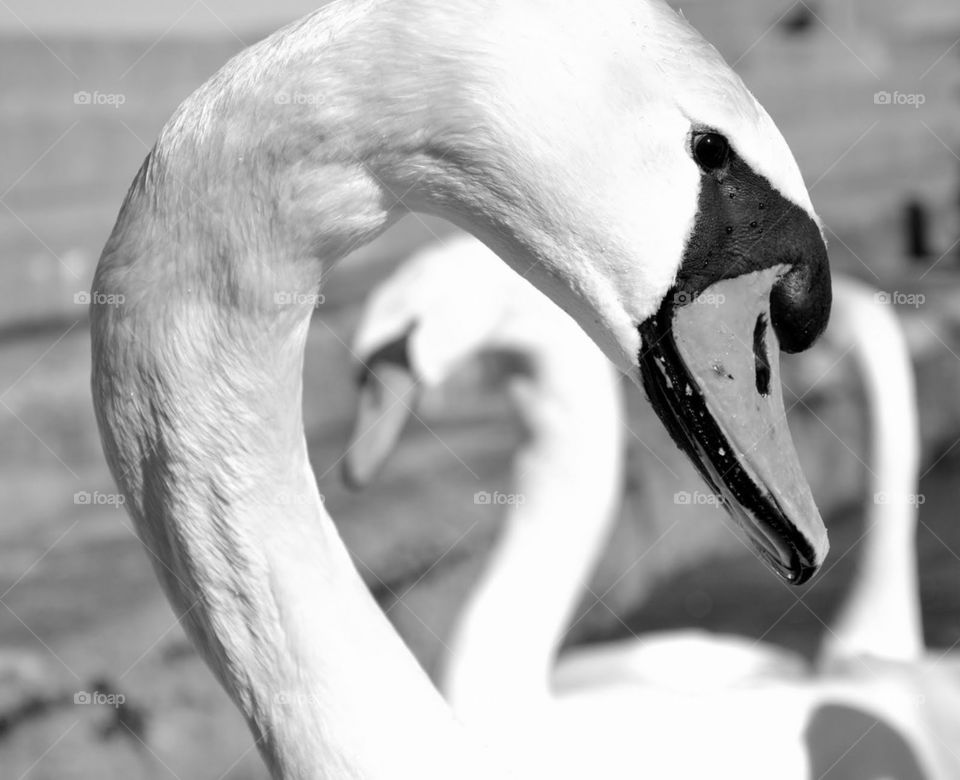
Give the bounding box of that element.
[812,278,960,776]
[343,232,628,709]
[345,237,959,777]
[90,1,833,776]
[819,275,923,666]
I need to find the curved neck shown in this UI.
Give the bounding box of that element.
[91,8,523,775]
[443,330,624,719]
[92,282,503,778]
[822,281,923,665]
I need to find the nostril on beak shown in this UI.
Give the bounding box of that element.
[770,243,831,354]
[753,314,771,396]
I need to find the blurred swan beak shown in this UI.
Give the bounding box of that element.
[342,334,420,491]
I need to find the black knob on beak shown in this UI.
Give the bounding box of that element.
[769,218,831,354]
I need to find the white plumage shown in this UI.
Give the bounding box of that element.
[91,1,838,777]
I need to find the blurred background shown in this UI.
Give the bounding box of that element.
[1,0,959,776]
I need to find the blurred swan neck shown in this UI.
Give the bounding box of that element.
[444,341,624,716]
[822,281,923,665]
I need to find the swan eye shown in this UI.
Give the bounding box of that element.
[692,132,730,171]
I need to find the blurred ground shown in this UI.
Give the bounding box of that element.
[1,1,960,777]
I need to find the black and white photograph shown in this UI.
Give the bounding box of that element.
[1,0,959,777]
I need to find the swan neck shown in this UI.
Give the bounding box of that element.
[90,14,501,771]
[91,301,498,777]
[830,392,923,661]
[822,283,923,664]
[444,340,624,717]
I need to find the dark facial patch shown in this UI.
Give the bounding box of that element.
[676,139,831,353]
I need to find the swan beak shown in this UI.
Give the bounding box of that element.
[342,333,420,490]
[638,266,828,585]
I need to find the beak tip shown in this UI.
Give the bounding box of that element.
[793,563,818,586]
[779,530,827,586]
[754,543,819,586]
[787,557,819,586]
[721,495,828,588]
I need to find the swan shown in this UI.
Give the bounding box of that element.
[90,1,833,777]
[818,275,923,666]
[342,231,630,705]
[812,278,960,776]
[344,250,958,777]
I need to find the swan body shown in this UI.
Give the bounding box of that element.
[91,1,834,777]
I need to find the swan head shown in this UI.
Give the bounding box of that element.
[342,235,565,490]
[386,3,831,582]
[95,1,830,584]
